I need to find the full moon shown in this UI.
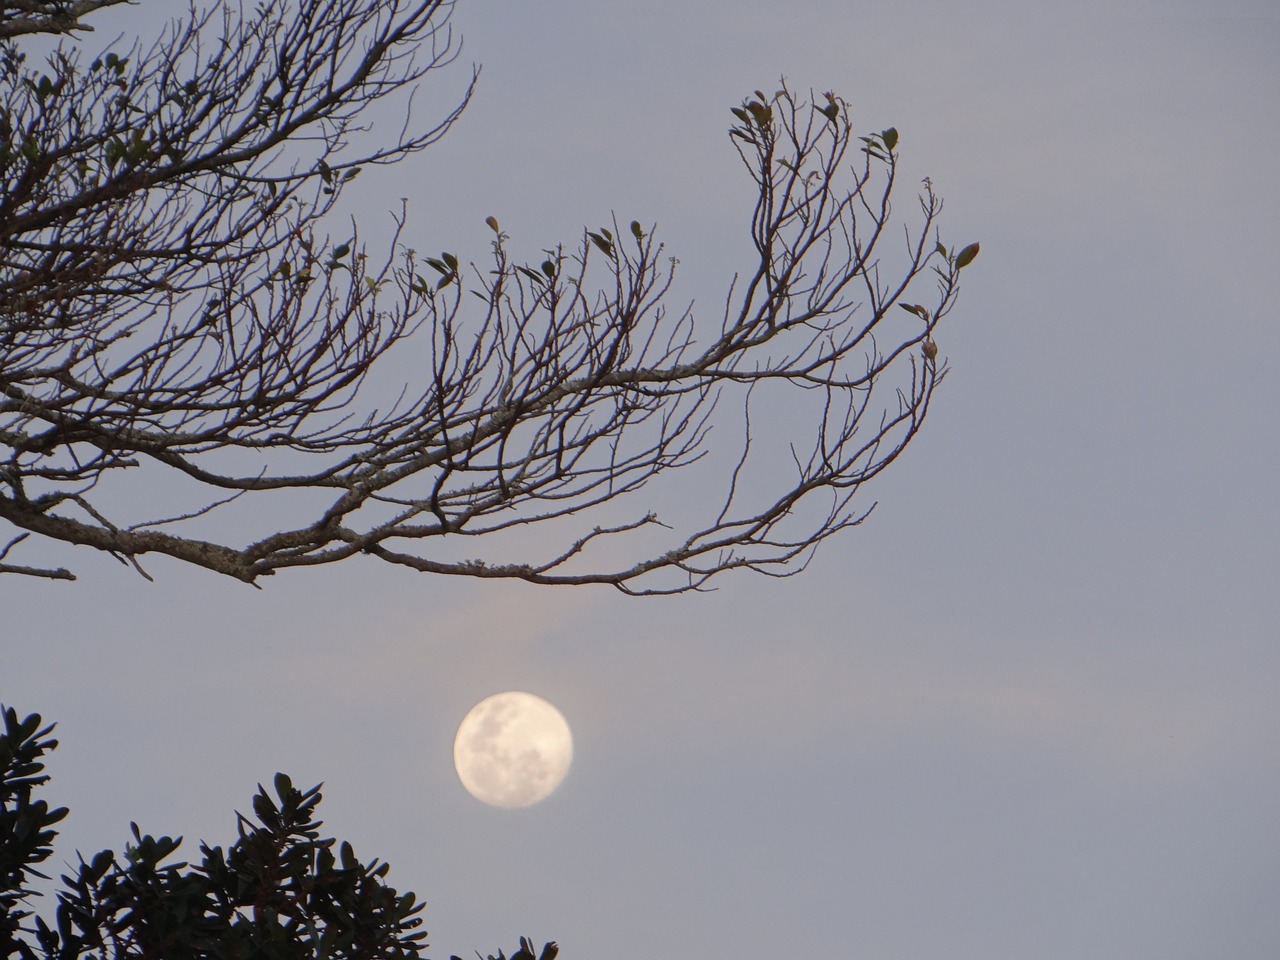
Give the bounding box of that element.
[453,692,573,808]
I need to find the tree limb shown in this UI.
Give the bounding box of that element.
[0,8,978,591]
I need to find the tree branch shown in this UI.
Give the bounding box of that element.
[0,1,135,39]
[0,4,977,592]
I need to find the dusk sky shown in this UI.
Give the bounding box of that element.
[4,2,1279,959]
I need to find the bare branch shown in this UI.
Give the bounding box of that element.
[0,1,134,39]
[0,532,73,577]
[0,9,978,595]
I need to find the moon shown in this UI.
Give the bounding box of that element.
[453,692,573,808]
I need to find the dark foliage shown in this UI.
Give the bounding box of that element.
[1,705,547,960]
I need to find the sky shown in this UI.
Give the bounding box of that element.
[4,1,1280,958]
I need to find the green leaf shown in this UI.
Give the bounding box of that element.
[442,252,459,271]
[881,127,898,151]
[955,242,980,269]
[331,243,350,260]
[630,220,644,239]
[540,259,556,278]
[587,231,614,258]
[746,101,773,126]
[730,106,751,123]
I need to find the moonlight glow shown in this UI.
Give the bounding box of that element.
[453,692,573,808]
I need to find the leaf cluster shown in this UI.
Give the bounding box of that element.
[1,708,429,960]
[0,708,67,950]
[456,937,558,960]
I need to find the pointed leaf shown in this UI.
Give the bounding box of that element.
[252,791,276,823]
[587,232,614,258]
[881,127,898,151]
[955,242,980,268]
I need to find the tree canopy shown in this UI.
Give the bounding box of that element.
[0,0,976,591]
[0,704,555,960]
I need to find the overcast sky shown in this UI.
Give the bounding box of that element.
[4,2,1279,959]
